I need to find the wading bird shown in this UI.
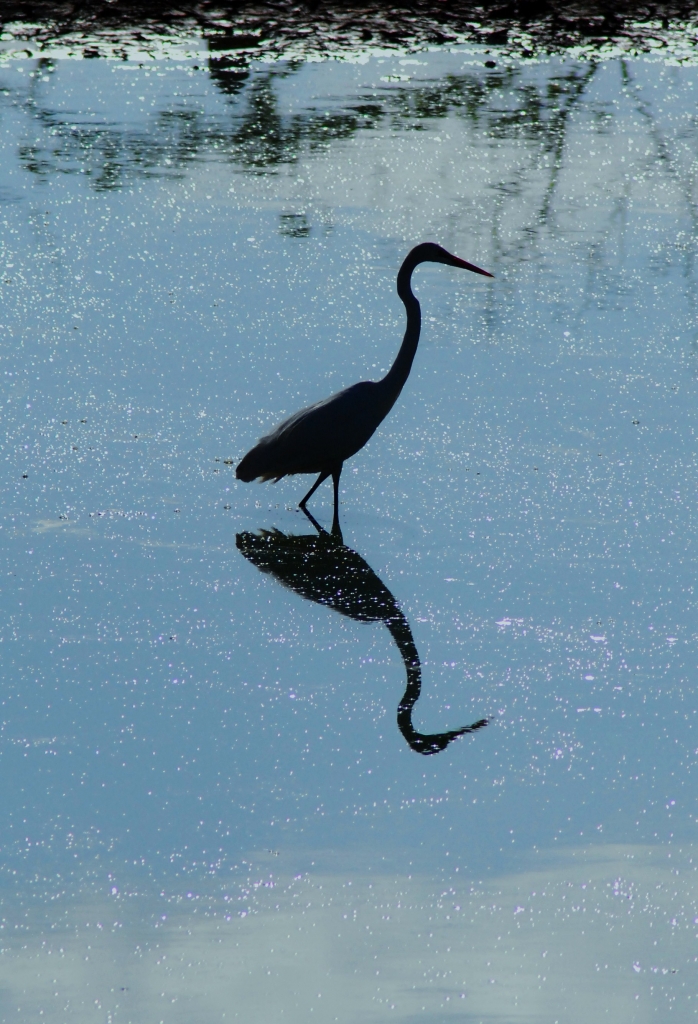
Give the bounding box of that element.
[236,243,492,529]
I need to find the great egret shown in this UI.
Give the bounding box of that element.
[236,242,492,529]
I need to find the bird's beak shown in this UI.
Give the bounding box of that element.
[450,256,494,278]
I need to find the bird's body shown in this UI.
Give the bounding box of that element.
[236,242,492,528]
[236,380,386,481]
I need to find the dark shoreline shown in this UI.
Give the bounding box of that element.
[1,1,697,61]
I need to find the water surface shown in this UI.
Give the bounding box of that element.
[1,48,698,1022]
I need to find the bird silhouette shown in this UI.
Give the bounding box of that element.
[236,511,488,755]
[236,242,492,530]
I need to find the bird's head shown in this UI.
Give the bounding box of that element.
[409,241,493,278]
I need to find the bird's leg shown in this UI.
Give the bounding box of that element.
[331,464,343,537]
[299,504,327,536]
[299,470,330,510]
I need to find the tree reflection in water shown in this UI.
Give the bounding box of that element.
[237,512,488,755]
[8,58,598,194]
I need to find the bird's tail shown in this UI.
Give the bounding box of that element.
[236,440,282,483]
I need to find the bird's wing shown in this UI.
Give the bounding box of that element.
[238,381,381,480]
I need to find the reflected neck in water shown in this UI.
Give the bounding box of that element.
[237,512,487,755]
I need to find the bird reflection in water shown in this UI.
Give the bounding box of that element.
[236,513,487,755]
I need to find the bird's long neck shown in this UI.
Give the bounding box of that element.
[376,255,421,410]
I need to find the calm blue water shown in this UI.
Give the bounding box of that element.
[1,49,698,1022]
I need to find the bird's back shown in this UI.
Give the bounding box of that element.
[236,380,387,482]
